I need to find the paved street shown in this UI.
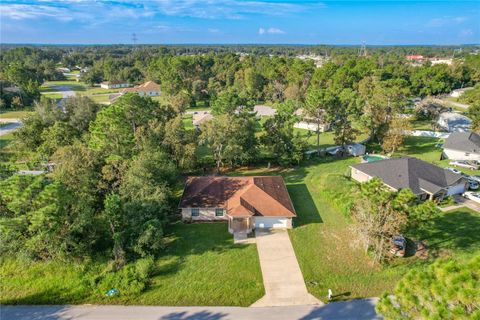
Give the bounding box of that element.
[252,229,321,307]
[1,299,381,320]
[0,119,22,137]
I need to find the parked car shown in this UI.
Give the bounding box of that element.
[446,167,462,175]
[469,175,480,183]
[464,191,480,204]
[449,160,479,170]
[468,179,480,190]
[390,235,406,257]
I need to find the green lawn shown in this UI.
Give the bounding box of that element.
[231,136,480,301]
[0,223,264,306]
[40,93,63,100]
[40,81,87,93]
[0,110,34,119]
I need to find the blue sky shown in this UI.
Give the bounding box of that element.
[1,1,479,45]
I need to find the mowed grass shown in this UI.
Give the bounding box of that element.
[233,139,480,301]
[0,223,264,306]
[0,110,34,119]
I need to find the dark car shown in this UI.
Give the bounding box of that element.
[390,235,406,257]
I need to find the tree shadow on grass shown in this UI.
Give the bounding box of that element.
[288,184,323,226]
[408,209,480,254]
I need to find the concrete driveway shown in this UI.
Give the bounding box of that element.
[252,229,322,307]
[453,195,480,212]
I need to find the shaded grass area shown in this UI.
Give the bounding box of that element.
[0,223,264,306]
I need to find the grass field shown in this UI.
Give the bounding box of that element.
[0,223,264,306]
[1,120,479,305]
[0,110,34,119]
[230,135,480,301]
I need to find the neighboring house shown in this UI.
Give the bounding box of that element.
[442,132,480,161]
[56,67,71,73]
[253,105,276,117]
[121,81,161,97]
[437,112,471,132]
[179,176,296,235]
[100,80,131,89]
[450,87,473,98]
[327,143,366,157]
[192,111,214,128]
[294,108,330,132]
[406,55,424,61]
[429,57,453,65]
[350,157,467,201]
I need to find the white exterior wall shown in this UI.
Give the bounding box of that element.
[181,208,228,221]
[443,148,480,161]
[294,121,329,132]
[447,181,467,196]
[254,217,292,229]
[101,83,129,89]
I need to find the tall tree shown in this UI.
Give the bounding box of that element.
[382,115,412,154]
[261,101,306,165]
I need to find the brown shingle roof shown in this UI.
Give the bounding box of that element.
[121,81,160,93]
[179,176,296,217]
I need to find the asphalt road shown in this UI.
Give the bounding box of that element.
[0,119,22,137]
[1,298,382,320]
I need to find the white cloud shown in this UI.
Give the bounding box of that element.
[259,27,285,35]
[0,4,72,21]
[208,28,221,34]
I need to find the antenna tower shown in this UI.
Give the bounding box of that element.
[132,33,138,47]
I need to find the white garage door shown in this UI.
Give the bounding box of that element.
[447,183,466,195]
[254,217,289,229]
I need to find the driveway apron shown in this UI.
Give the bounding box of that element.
[252,229,322,307]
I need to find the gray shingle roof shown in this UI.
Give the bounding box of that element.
[444,132,480,153]
[351,157,464,195]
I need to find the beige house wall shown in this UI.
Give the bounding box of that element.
[350,168,371,183]
[181,208,228,221]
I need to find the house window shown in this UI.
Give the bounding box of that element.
[191,208,200,216]
[215,208,224,217]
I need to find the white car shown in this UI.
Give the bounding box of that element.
[464,191,480,204]
[446,167,462,175]
[450,160,479,170]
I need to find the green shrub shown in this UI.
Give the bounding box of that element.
[94,257,155,297]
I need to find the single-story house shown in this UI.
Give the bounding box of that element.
[100,80,131,89]
[450,87,473,98]
[192,111,214,128]
[350,157,467,201]
[179,176,296,235]
[294,108,330,132]
[442,132,480,161]
[121,81,161,97]
[437,112,471,132]
[253,105,276,117]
